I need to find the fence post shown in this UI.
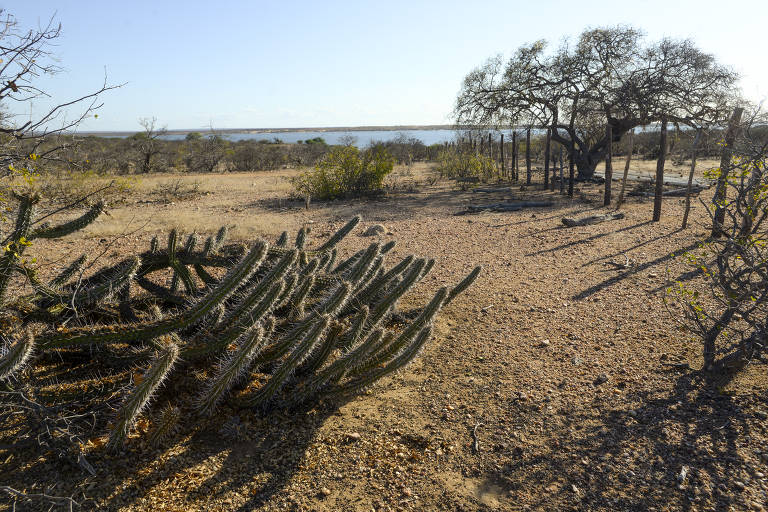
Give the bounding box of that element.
[712,107,744,237]
[512,131,518,181]
[652,118,668,222]
[603,124,613,206]
[616,130,634,209]
[525,128,532,185]
[544,128,551,190]
[559,147,565,194]
[500,133,505,179]
[681,129,702,229]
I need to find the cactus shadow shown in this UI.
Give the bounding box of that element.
[101,399,351,510]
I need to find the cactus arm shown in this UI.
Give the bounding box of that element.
[39,241,268,349]
[241,315,329,408]
[331,325,432,397]
[0,194,37,304]
[298,322,344,376]
[276,231,289,247]
[196,324,266,416]
[445,266,482,306]
[49,255,87,289]
[0,331,35,380]
[148,405,181,448]
[107,342,179,451]
[314,215,360,253]
[353,287,447,377]
[29,201,104,240]
[295,227,307,249]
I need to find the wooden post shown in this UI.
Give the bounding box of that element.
[512,131,518,181]
[525,128,532,185]
[543,128,551,190]
[652,118,668,222]
[603,124,613,206]
[500,133,505,179]
[559,147,565,194]
[568,143,575,197]
[681,130,702,229]
[712,107,744,237]
[488,132,493,162]
[616,130,634,209]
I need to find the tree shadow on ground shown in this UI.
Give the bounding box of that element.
[490,367,767,511]
[526,220,654,257]
[573,240,702,300]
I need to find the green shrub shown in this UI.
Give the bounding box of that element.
[436,148,498,183]
[292,145,394,200]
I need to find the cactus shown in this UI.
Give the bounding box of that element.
[148,405,181,448]
[196,324,266,416]
[0,190,480,451]
[0,331,35,380]
[107,341,179,451]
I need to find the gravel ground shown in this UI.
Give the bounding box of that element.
[2,169,768,511]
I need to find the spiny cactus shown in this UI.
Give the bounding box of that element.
[107,341,179,451]
[1,195,481,451]
[0,331,35,380]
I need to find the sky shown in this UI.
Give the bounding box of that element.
[6,0,768,132]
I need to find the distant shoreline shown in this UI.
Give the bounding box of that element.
[78,124,461,137]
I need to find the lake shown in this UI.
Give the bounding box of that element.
[160,129,460,146]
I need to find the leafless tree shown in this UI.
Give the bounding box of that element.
[131,117,167,173]
[0,10,120,178]
[455,26,738,179]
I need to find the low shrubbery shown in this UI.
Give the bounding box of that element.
[436,148,498,183]
[292,145,394,200]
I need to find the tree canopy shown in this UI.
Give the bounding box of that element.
[455,26,739,178]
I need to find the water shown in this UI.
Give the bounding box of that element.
[159,128,459,146]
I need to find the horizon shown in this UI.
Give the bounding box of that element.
[7,0,768,132]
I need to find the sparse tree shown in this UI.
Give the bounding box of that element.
[131,117,167,173]
[455,26,738,179]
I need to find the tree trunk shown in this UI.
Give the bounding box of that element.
[652,118,667,222]
[712,107,744,237]
[559,147,565,195]
[616,130,634,209]
[681,130,702,229]
[603,124,613,206]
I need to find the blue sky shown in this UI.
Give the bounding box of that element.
[7,0,768,132]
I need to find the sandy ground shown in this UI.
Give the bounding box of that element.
[2,161,768,511]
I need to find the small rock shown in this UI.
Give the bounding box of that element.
[348,432,361,441]
[319,487,331,497]
[571,356,583,366]
[540,339,551,347]
[756,410,768,420]
[594,373,609,386]
[734,480,746,490]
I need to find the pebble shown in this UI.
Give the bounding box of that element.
[734,480,746,490]
[540,339,551,347]
[348,432,361,441]
[594,373,609,385]
[319,487,331,497]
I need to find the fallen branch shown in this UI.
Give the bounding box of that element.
[456,201,554,215]
[562,212,625,227]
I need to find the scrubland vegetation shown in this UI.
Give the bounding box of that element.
[2,10,768,512]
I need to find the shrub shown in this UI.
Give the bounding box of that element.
[292,145,394,200]
[436,148,498,183]
[667,114,768,372]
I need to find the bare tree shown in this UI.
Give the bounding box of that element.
[455,26,738,179]
[0,10,120,179]
[131,117,167,173]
